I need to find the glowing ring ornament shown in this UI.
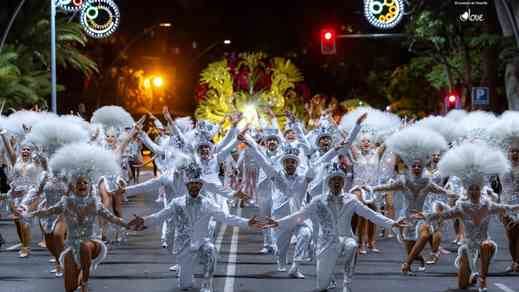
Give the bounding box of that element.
[56,0,86,12]
[80,0,120,39]
[364,0,404,29]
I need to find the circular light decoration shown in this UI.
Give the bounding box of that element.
[364,0,405,29]
[56,0,86,12]
[80,0,120,39]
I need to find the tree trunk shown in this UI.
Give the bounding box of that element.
[496,0,519,109]
[483,2,502,112]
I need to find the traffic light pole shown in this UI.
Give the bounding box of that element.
[337,33,406,39]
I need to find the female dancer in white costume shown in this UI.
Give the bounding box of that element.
[365,127,455,275]
[18,117,89,275]
[0,128,44,257]
[416,142,519,291]
[29,143,131,292]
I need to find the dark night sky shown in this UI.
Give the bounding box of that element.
[0,0,410,112]
[113,0,408,100]
[117,0,390,52]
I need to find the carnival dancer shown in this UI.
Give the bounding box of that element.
[128,159,266,292]
[240,113,365,278]
[90,106,144,242]
[28,143,131,292]
[414,142,519,291]
[18,117,89,276]
[349,132,386,254]
[267,162,406,292]
[420,151,452,264]
[139,112,194,249]
[0,128,44,257]
[364,126,455,275]
[490,114,519,272]
[123,144,190,270]
[338,107,401,254]
[250,116,284,254]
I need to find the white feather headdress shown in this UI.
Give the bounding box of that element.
[385,126,448,166]
[4,111,58,137]
[90,106,134,131]
[438,142,509,188]
[23,117,89,155]
[60,115,90,131]
[339,107,401,144]
[499,110,519,121]
[490,112,519,150]
[49,143,120,183]
[455,111,497,144]
[175,117,194,134]
[414,116,459,143]
[445,109,467,122]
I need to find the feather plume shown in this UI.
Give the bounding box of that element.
[490,112,519,149]
[49,143,120,182]
[455,111,497,144]
[60,115,90,130]
[445,109,467,122]
[385,126,448,166]
[23,117,89,155]
[500,110,519,120]
[414,116,459,143]
[339,107,401,143]
[4,111,58,137]
[439,142,509,187]
[90,106,134,130]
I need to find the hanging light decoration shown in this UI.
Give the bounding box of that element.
[364,0,405,29]
[56,0,120,39]
[56,0,86,12]
[79,0,120,38]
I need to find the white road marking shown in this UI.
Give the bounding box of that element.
[495,283,517,292]
[223,207,242,292]
[215,222,227,251]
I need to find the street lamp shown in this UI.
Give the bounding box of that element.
[159,22,173,28]
[224,39,232,45]
[152,76,164,88]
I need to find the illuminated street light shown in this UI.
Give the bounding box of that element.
[152,76,164,88]
[159,22,172,27]
[224,39,232,45]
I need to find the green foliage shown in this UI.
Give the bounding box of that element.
[0,4,97,109]
[389,1,508,111]
[0,46,61,108]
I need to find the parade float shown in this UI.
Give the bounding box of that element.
[194,52,311,135]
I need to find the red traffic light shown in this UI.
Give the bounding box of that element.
[321,29,336,55]
[444,92,460,112]
[324,31,333,40]
[448,95,457,103]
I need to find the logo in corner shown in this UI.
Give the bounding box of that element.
[459,8,485,22]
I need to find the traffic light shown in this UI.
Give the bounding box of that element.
[444,92,460,112]
[321,29,336,55]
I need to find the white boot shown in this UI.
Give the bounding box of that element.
[200,278,213,292]
[288,263,305,279]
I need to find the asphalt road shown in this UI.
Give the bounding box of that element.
[0,171,518,292]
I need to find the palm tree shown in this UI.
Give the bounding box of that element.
[0,46,55,108]
[0,1,98,109]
